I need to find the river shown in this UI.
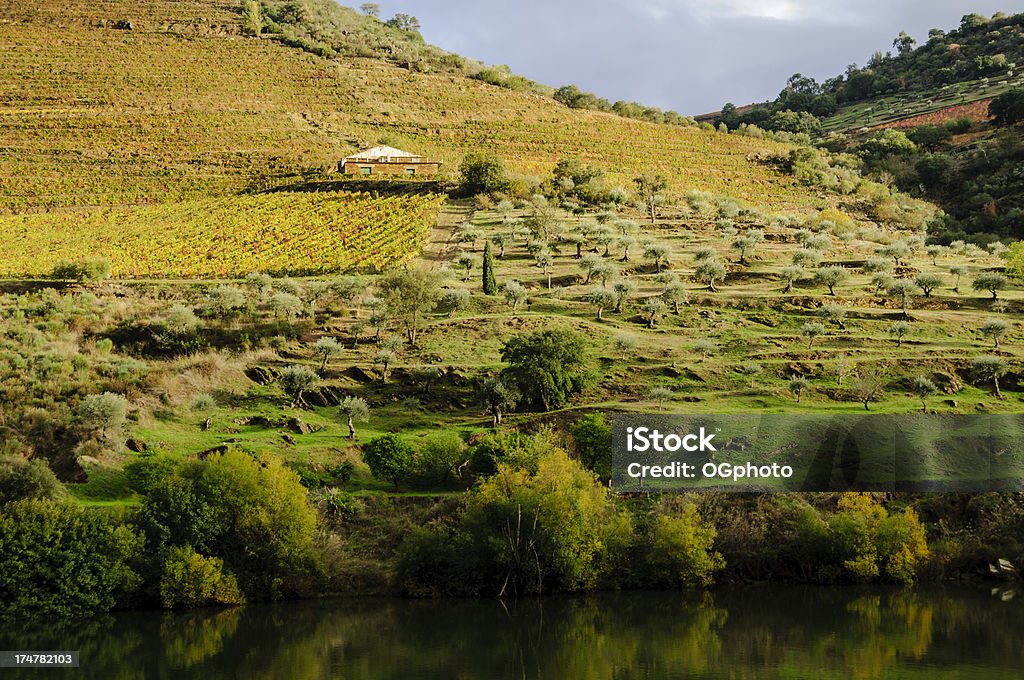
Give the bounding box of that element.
[2,585,1021,679]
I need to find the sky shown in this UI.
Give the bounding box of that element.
[366,1,1012,115]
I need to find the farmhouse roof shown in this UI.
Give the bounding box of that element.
[343,145,426,162]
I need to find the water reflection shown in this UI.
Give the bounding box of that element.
[2,587,1021,679]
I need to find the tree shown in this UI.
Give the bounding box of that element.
[872,272,895,296]
[313,337,343,374]
[643,297,668,328]
[0,456,64,505]
[363,434,414,490]
[888,321,911,347]
[887,279,919,315]
[242,0,264,35]
[502,281,528,314]
[732,235,760,265]
[634,174,668,224]
[695,259,727,292]
[159,546,244,610]
[492,232,512,258]
[592,261,618,287]
[482,241,498,295]
[693,340,718,360]
[75,392,129,444]
[616,236,636,262]
[579,254,603,283]
[457,253,476,281]
[500,329,588,411]
[946,266,962,292]
[378,266,443,345]
[534,248,554,288]
[279,366,320,406]
[926,245,945,265]
[911,377,937,413]
[438,288,470,317]
[647,386,673,411]
[613,280,638,313]
[374,348,396,383]
[338,396,370,440]
[644,244,672,271]
[612,334,636,360]
[878,243,910,266]
[981,318,1011,349]
[815,266,849,296]
[972,356,1008,398]
[269,292,303,322]
[206,285,247,320]
[137,449,316,600]
[738,362,763,388]
[793,249,821,268]
[893,31,916,55]
[781,265,805,293]
[360,3,380,18]
[817,303,847,328]
[459,153,509,195]
[834,353,853,386]
[587,287,616,321]
[851,366,887,410]
[801,322,826,349]
[913,273,943,298]
[662,282,688,313]
[789,376,809,403]
[973,273,1007,300]
[385,13,421,32]
[569,414,612,478]
[989,89,1024,127]
[479,377,520,427]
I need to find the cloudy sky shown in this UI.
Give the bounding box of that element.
[367,1,1011,114]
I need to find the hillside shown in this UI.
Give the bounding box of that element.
[1,0,824,221]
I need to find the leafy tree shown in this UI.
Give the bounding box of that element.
[789,376,810,402]
[949,265,967,293]
[242,0,264,35]
[913,273,943,298]
[457,253,476,281]
[500,329,588,411]
[279,366,320,406]
[415,433,469,486]
[648,386,673,411]
[612,334,636,360]
[644,244,672,271]
[817,303,847,327]
[137,449,317,599]
[338,396,370,440]
[981,318,1011,348]
[693,339,718,359]
[972,355,1009,398]
[313,337,343,374]
[75,392,129,445]
[872,272,895,296]
[269,292,303,321]
[587,287,616,321]
[534,248,554,288]
[613,280,639,313]
[815,266,849,295]
[0,456,64,505]
[385,13,421,32]
[738,362,763,388]
[374,348,396,383]
[990,89,1024,126]
[793,248,821,268]
[888,320,911,347]
[363,434,415,490]
[892,31,916,55]
[359,3,380,18]
[159,546,244,609]
[634,174,668,224]
[643,297,668,328]
[643,504,723,587]
[479,377,520,427]
[579,254,603,283]
[695,259,727,292]
[0,500,143,618]
[662,282,688,313]
[378,266,443,345]
[887,279,919,315]
[206,285,247,319]
[732,235,760,264]
[781,265,805,293]
[438,288,470,317]
[482,241,498,295]
[459,153,509,195]
[502,281,528,313]
[911,376,937,413]
[569,414,612,478]
[801,322,826,349]
[973,273,1007,300]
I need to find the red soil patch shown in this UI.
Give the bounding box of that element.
[872,99,992,130]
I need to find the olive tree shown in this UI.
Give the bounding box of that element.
[981,318,1011,349]
[972,356,1009,398]
[338,396,370,440]
[911,377,937,413]
[814,266,849,296]
[973,273,1007,300]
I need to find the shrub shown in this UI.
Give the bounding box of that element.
[569,413,612,479]
[159,546,245,609]
[138,449,317,600]
[459,153,509,195]
[415,433,469,486]
[0,456,65,504]
[643,504,724,587]
[0,500,143,618]
[500,328,588,411]
[363,434,415,490]
[75,392,128,444]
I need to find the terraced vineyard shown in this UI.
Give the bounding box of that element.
[0,191,445,277]
[0,0,826,216]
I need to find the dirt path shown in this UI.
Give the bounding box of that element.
[420,199,474,269]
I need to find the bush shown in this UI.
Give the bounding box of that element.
[75,392,129,444]
[415,433,468,486]
[159,546,245,609]
[363,434,415,490]
[643,504,724,587]
[569,413,612,479]
[0,500,143,618]
[138,449,317,600]
[829,493,929,584]
[459,153,510,195]
[0,456,65,504]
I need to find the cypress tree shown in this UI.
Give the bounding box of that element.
[482,241,497,295]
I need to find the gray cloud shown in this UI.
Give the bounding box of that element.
[367,1,1011,114]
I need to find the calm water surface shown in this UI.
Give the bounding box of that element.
[2,586,1022,679]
